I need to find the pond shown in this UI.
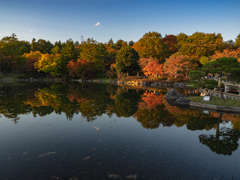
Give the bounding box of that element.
[0,82,240,180]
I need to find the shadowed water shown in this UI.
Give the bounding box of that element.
[0,82,240,180]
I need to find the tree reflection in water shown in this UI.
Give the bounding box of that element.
[199,113,240,156]
[1,83,240,156]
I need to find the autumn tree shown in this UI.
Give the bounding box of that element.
[132,31,169,63]
[179,32,224,61]
[22,51,43,74]
[199,56,211,65]
[137,57,152,70]
[115,46,140,74]
[211,48,240,62]
[164,52,198,78]
[67,59,94,79]
[163,34,178,55]
[34,54,63,77]
[142,60,165,78]
[223,40,235,50]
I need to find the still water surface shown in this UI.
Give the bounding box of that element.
[0,82,240,180]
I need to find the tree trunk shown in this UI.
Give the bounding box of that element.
[218,76,225,101]
[216,113,223,139]
[218,76,221,87]
[219,86,225,101]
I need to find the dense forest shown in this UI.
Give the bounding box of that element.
[0,32,240,80]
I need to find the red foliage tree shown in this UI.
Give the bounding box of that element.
[163,34,178,55]
[67,58,94,78]
[164,52,198,78]
[142,60,165,77]
[26,57,38,74]
[137,57,156,71]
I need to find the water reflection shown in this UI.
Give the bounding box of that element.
[1,83,240,154]
[1,82,240,179]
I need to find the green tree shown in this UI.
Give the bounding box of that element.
[176,33,188,48]
[235,34,240,48]
[128,40,135,47]
[31,38,53,54]
[133,31,169,63]
[202,57,240,101]
[51,46,60,55]
[179,32,224,61]
[79,38,108,71]
[18,40,31,55]
[61,39,78,61]
[115,39,127,50]
[0,33,26,72]
[115,46,140,74]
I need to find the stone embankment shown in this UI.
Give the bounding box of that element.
[208,89,240,100]
[0,78,64,82]
[76,79,189,88]
[189,102,240,113]
[189,89,240,113]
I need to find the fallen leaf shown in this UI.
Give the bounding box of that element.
[94,126,99,130]
[108,174,119,179]
[83,156,90,161]
[38,151,55,157]
[126,174,137,179]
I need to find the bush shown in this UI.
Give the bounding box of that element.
[205,79,218,89]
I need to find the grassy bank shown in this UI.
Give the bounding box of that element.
[187,96,240,107]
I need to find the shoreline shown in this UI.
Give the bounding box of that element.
[189,101,240,113]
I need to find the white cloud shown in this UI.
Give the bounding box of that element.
[30,30,33,33]
[94,22,101,27]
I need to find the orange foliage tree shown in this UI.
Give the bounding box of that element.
[142,60,165,78]
[164,52,198,78]
[211,48,240,62]
[137,57,156,71]
[67,58,94,78]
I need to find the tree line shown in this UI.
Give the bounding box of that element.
[0,32,240,79]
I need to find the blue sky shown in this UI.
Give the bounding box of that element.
[0,0,240,44]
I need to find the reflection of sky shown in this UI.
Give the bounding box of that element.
[0,111,240,179]
[0,0,240,43]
